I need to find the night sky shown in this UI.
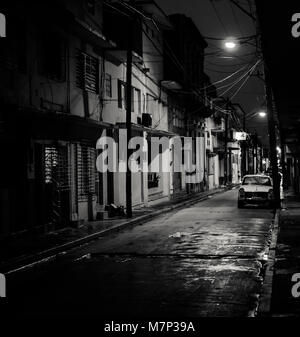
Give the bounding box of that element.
[156,0,268,146]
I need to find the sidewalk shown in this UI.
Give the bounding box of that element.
[260,188,300,316]
[0,187,230,274]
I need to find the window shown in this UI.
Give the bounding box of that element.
[118,80,126,109]
[76,50,99,93]
[148,173,159,188]
[77,144,97,201]
[206,131,210,147]
[146,93,157,117]
[147,139,160,188]
[105,73,112,97]
[172,108,184,128]
[44,146,70,191]
[118,80,140,112]
[133,88,141,114]
[208,156,214,175]
[39,32,66,81]
[242,176,271,186]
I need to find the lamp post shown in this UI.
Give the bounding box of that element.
[264,66,281,208]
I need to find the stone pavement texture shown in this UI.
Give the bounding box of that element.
[0,187,227,273]
[6,188,273,317]
[269,188,300,316]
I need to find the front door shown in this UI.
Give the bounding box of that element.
[35,143,71,229]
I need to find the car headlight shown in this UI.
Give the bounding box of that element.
[239,188,245,199]
[268,189,274,199]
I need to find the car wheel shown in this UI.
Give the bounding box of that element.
[238,201,244,208]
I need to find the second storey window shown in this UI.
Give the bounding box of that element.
[117,80,126,109]
[146,93,157,117]
[76,50,99,93]
[133,87,141,114]
[39,32,66,81]
[105,73,112,97]
[118,80,141,113]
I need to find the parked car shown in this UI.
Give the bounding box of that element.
[238,174,276,208]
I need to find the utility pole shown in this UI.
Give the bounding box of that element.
[224,98,229,185]
[264,64,281,208]
[242,109,246,177]
[126,18,133,218]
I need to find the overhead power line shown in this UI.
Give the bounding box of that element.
[219,59,261,96]
[229,61,261,100]
[108,0,231,114]
[199,63,249,91]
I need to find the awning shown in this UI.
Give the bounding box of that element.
[9,107,112,142]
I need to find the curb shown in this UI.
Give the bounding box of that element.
[257,208,280,316]
[3,188,228,275]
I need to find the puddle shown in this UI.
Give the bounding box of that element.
[169,232,192,238]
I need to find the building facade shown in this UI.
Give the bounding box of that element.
[0,0,243,239]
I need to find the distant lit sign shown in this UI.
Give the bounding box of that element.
[235,132,247,141]
[0,273,5,297]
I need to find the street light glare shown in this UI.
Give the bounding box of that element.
[258,111,267,117]
[224,41,236,49]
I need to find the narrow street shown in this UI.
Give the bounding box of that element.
[6,189,274,317]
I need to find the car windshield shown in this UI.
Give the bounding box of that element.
[242,176,272,186]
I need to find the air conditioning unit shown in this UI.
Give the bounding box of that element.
[142,113,152,127]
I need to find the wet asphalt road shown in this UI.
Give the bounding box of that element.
[6,188,274,317]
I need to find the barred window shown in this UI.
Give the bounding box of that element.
[148,173,159,189]
[105,73,112,97]
[44,146,70,191]
[76,50,99,93]
[77,144,97,201]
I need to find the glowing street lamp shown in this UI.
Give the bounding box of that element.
[258,111,267,118]
[224,38,238,51]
